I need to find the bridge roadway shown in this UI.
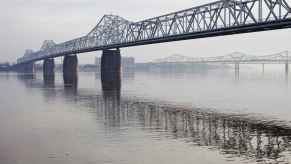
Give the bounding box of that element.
[12,0,291,86]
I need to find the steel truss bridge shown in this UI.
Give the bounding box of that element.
[153,51,291,64]
[17,0,291,64]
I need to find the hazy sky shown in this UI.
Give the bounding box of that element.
[1,0,291,64]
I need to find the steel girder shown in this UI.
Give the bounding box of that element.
[17,0,291,64]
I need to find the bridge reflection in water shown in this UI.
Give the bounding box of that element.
[98,99,291,163]
[16,73,291,164]
[98,80,291,163]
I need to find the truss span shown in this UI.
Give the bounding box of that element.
[153,51,291,64]
[17,0,291,64]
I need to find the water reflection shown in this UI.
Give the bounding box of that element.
[96,97,291,163]
[64,77,78,90]
[101,70,121,127]
[285,67,289,87]
[0,72,10,80]
[64,82,78,97]
[63,72,78,97]
[16,73,36,81]
[16,73,36,89]
[44,75,55,88]
[96,78,291,163]
[13,72,291,164]
[235,64,240,81]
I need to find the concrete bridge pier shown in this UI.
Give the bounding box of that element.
[285,63,289,75]
[101,49,121,91]
[63,55,78,87]
[43,58,55,82]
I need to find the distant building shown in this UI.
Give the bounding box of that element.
[95,57,135,73]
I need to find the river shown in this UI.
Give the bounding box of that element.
[0,67,291,164]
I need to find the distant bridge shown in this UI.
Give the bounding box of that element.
[16,0,291,64]
[153,51,291,64]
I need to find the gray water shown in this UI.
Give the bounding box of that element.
[1,67,291,164]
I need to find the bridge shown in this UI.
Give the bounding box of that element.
[152,51,291,73]
[12,0,291,86]
[153,51,291,64]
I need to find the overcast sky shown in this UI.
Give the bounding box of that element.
[1,0,291,64]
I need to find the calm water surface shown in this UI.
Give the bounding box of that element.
[1,67,291,164]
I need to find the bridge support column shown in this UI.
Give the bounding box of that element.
[285,63,289,74]
[101,49,121,91]
[63,55,78,87]
[43,58,55,82]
